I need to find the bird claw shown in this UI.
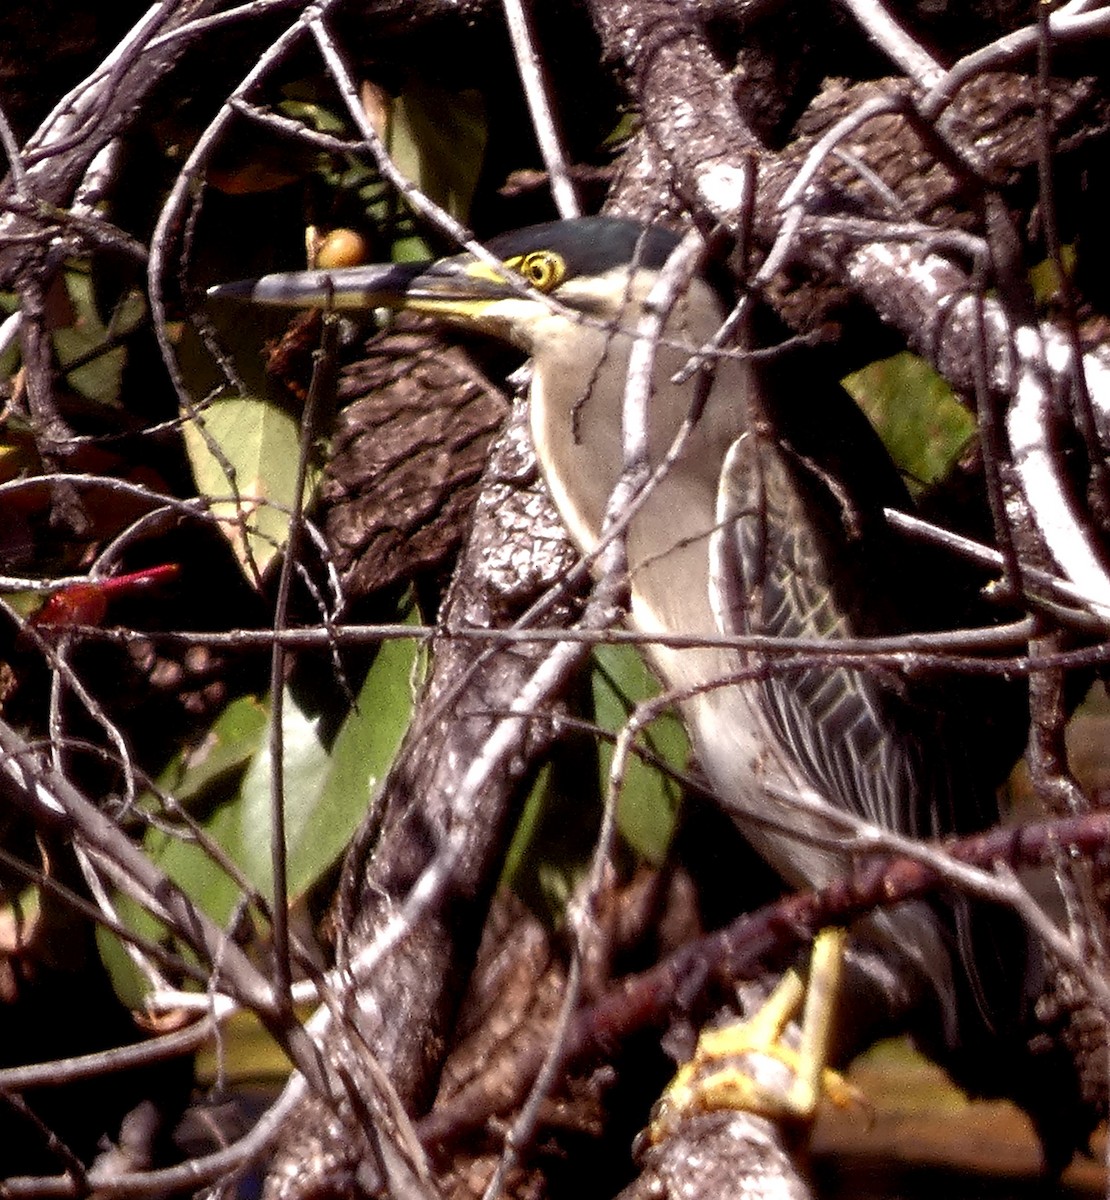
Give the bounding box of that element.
[647,927,863,1144]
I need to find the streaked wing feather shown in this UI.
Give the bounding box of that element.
[711,430,1025,1043]
[713,434,941,839]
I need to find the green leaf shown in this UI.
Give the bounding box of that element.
[500,761,554,894]
[232,686,333,901]
[182,392,319,579]
[98,695,274,979]
[95,915,151,1012]
[94,695,268,995]
[148,629,418,922]
[591,644,688,865]
[52,270,124,406]
[499,750,598,922]
[285,629,420,901]
[195,1009,294,1086]
[390,82,487,224]
[843,352,976,494]
[159,694,269,807]
[278,97,348,138]
[96,616,421,1011]
[1029,245,1076,307]
[502,647,690,921]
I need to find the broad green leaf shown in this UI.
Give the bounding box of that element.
[390,82,487,224]
[102,699,271,1005]
[843,352,976,494]
[52,270,123,406]
[144,630,417,925]
[503,647,689,920]
[99,599,421,1009]
[95,910,151,1012]
[185,265,325,585]
[295,630,420,900]
[142,686,330,928]
[97,696,276,1003]
[223,627,421,906]
[182,392,319,578]
[233,686,333,900]
[500,761,554,894]
[592,644,688,865]
[499,749,599,921]
[195,1009,295,1086]
[159,694,269,807]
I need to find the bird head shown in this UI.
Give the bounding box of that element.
[207,216,701,355]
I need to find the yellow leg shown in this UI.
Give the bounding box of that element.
[650,927,861,1141]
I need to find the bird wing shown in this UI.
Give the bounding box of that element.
[710,426,1031,1044]
[711,429,961,841]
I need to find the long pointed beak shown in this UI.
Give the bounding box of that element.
[206,261,431,311]
[206,257,524,313]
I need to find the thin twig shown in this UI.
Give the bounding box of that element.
[836,0,944,89]
[500,0,581,218]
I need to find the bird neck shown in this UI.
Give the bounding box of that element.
[527,274,747,567]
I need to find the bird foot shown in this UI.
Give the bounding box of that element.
[648,927,864,1142]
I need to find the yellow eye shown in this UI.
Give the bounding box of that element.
[515,251,566,292]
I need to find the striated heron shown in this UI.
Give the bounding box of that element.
[211,215,1082,1165]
